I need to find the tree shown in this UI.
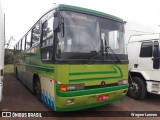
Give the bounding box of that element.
[5,49,13,64]
[5,36,15,64]
[6,36,15,49]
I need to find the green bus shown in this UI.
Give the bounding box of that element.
[13,4,129,111]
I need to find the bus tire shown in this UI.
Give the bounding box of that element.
[34,79,41,100]
[15,68,19,79]
[128,77,147,100]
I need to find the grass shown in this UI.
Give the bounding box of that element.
[4,64,14,75]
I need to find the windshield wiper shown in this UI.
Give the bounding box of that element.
[103,36,121,62]
[88,50,102,60]
[88,39,104,60]
[105,46,121,62]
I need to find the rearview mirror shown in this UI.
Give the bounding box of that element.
[60,18,64,37]
[153,41,160,69]
[53,17,60,32]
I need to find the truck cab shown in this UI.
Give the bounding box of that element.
[127,34,160,99]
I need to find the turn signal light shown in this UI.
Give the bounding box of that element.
[60,85,67,91]
[60,84,85,92]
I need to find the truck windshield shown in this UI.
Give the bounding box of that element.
[56,11,125,61]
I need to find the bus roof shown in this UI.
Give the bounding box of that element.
[49,4,124,23]
[16,4,124,47]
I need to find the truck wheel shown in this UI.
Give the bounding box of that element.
[128,77,147,100]
[34,80,41,100]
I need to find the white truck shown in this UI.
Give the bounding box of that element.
[0,0,5,102]
[125,21,160,99]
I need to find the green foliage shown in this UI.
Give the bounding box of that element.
[5,49,13,65]
[4,64,14,74]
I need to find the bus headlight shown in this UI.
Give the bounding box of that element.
[118,80,128,85]
[60,84,85,92]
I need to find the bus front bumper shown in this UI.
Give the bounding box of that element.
[55,84,128,111]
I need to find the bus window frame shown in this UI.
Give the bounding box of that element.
[21,37,26,51]
[25,31,32,50]
[40,10,55,63]
[31,22,40,47]
[19,40,22,52]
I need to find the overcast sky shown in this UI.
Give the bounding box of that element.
[2,0,160,48]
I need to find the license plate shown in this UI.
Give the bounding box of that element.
[97,94,109,101]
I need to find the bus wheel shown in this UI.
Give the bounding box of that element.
[34,80,41,100]
[128,77,147,100]
[15,68,19,79]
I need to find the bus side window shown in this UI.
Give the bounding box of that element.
[17,42,19,53]
[14,47,15,54]
[14,45,17,54]
[19,40,22,52]
[25,31,31,49]
[41,16,54,61]
[22,37,25,51]
[15,45,17,53]
[32,23,40,46]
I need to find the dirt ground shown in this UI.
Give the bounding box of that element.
[0,75,160,120]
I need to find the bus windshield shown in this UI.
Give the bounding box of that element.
[56,11,125,61]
